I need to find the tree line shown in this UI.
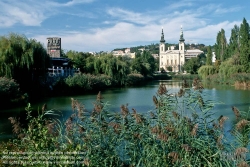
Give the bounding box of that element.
[0,34,159,106]
[198,17,250,82]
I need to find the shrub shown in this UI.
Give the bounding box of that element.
[62,73,113,93]
[219,58,244,80]
[125,73,145,86]
[198,65,216,79]
[0,77,26,106]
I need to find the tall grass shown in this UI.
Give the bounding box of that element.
[1,79,250,166]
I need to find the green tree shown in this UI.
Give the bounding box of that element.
[183,57,201,74]
[131,51,156,76]
[206,46,212,65]
[228,25,240,64]
[66,50,93,72]
[0,33,50,93]
[214,29,227,62]
[239,18,250,72]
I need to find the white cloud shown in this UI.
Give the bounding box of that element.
[107,8,158,25]
[184,21,241,44]
[215,6,242,14]
[48,0,96,7]
[13,0,246,51]
[0,0,96,28]
[34,19,241,52]
[0,0,48,27]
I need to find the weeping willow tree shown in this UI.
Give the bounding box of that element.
[93,54,130,85]
[198,65,216,79]
[0,33,50,93]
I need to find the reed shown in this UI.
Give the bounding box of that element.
[1,78,250,166]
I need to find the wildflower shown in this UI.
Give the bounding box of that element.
[83,159,90,166]
[96,91,103,102]
[172,111,180,119]
[121,104,129,118]
[177,88,185,97]
[109,122,120,134]
[190,124,198,136]
[151,126,160,134]
[168,151,179,163]
[150,111,156,119]
[216,135,223,148]
[8,117,22,137]
[157,132,168,142]
[235,147,248,160]
[133,133,141,139]
[65,115,74,134]
[181,144,192,152]
[93,103,103,113]
[165,125,175,133]
[71,98,77,111]
[237,161,250,167]
[218,116,229,129]
[236,119,249,131]
[213,122,219,129]
[198,95,204,107]
[158,84,167,95]
[153,95,158,108]
[232,106,241,119]
[42,103,47,113]
[132,108,143,123]
[192,78,203,91]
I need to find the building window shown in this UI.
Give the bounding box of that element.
[175,60,177,65]
[161,47,163,51]
[167,60,169,65]
[171,60,173,65]
[181,46,182,50]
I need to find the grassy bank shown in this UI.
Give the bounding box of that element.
[0,79,249,166]
[204,73,250,89]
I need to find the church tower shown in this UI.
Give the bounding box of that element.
[159,28,166,71]
[179,26,185,53]
[159,28,165,53]
[179,26,185,71]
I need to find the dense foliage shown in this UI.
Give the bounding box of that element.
[183,57,201,74]
[0,33,50,95]
[0,77,27,106]
[65,50,157,85]
[199,18,250,86]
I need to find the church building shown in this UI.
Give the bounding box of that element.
[159,27,203,72]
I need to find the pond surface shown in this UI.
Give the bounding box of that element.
[1,80,250,141]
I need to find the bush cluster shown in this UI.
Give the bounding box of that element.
[51,73,154,95]
[0,77,27,107]
[125,73,145,86]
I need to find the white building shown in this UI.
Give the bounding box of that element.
[159,27,203,72]
[212,52,216,63]
[112,48,135,58]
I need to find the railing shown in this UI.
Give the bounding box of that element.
[47,66,80,77]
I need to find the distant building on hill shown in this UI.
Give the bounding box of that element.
[159,27,203,72]
[112,48,135,58]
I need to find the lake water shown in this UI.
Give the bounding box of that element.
[1,80,250,141]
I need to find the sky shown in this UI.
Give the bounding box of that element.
[0,0,249,52]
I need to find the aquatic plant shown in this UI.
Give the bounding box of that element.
[1,79,249,166]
